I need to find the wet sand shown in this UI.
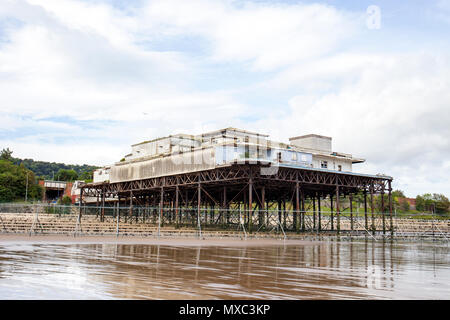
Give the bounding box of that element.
[0,234,320,247]
[1,237,448,299]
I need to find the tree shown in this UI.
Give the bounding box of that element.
[416,193,450,214]
[55,169,78,182]
[400,199,410,212]
[433,194,450,214]
[58,195,73,205]
[0,159,43,202]
[78,170,93,182]
[392,190,405,198]
[11,157,99,180]
[391,190,407,212]
[0,148,13,161]
[416,194,433,212]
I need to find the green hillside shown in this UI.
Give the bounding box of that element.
[12,157,99,181]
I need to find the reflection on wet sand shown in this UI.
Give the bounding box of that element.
[0,241,449,299]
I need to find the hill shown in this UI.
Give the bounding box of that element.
[12,157,100,181]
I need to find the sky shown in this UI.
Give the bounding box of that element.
[0,0,449,198]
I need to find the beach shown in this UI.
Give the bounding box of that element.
[0,233,318,247]
[0,235,448,299]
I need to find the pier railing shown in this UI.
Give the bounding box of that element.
[0,203,449,240]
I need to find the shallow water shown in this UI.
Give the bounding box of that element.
[0,240,449,299]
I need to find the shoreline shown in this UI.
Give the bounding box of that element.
[0,233,322,246]
[0,233,448,245]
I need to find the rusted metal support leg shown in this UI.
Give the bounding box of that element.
[78,188,83,219]
[364,190,368,230]
[75,188,84,236]
[117,195,121,222]
[277,199,282,232]
[317,193,321,232]
[136,197,140,223]
[330,194,334,231]
[336,186,340,235]
[248,178,253,234]
[261,186,265,229]
[244,189,247,226]
[129,190,133,224]
[168,199,172,224]
[143,197,147,223]
[301,189,305,232]
[295,182,300,233]
[185,189,189,225]
[96,194,99,219]
[159,187,163,235]
[150,194,155,224]
[381,189,385,235]
[223,186,228,226]
[388,181,393,237]
[115,200,120,236]
[370,185,375,235]
[101,187,105,222]
[197,182,202,238]
[312,195,316,230]
[175,186,179,228]
[350,194,354,231]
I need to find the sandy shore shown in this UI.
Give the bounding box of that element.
[0,234,321,246]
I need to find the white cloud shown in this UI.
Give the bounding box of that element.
[141,0,359,71]
[254,51,450,197]
[26,0,137,49]
[0,0,361,123]
[0,2,215,122]
[0,0,449,198]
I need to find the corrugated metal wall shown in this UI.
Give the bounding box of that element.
[110,148,216,183]
[109,145,317,183]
